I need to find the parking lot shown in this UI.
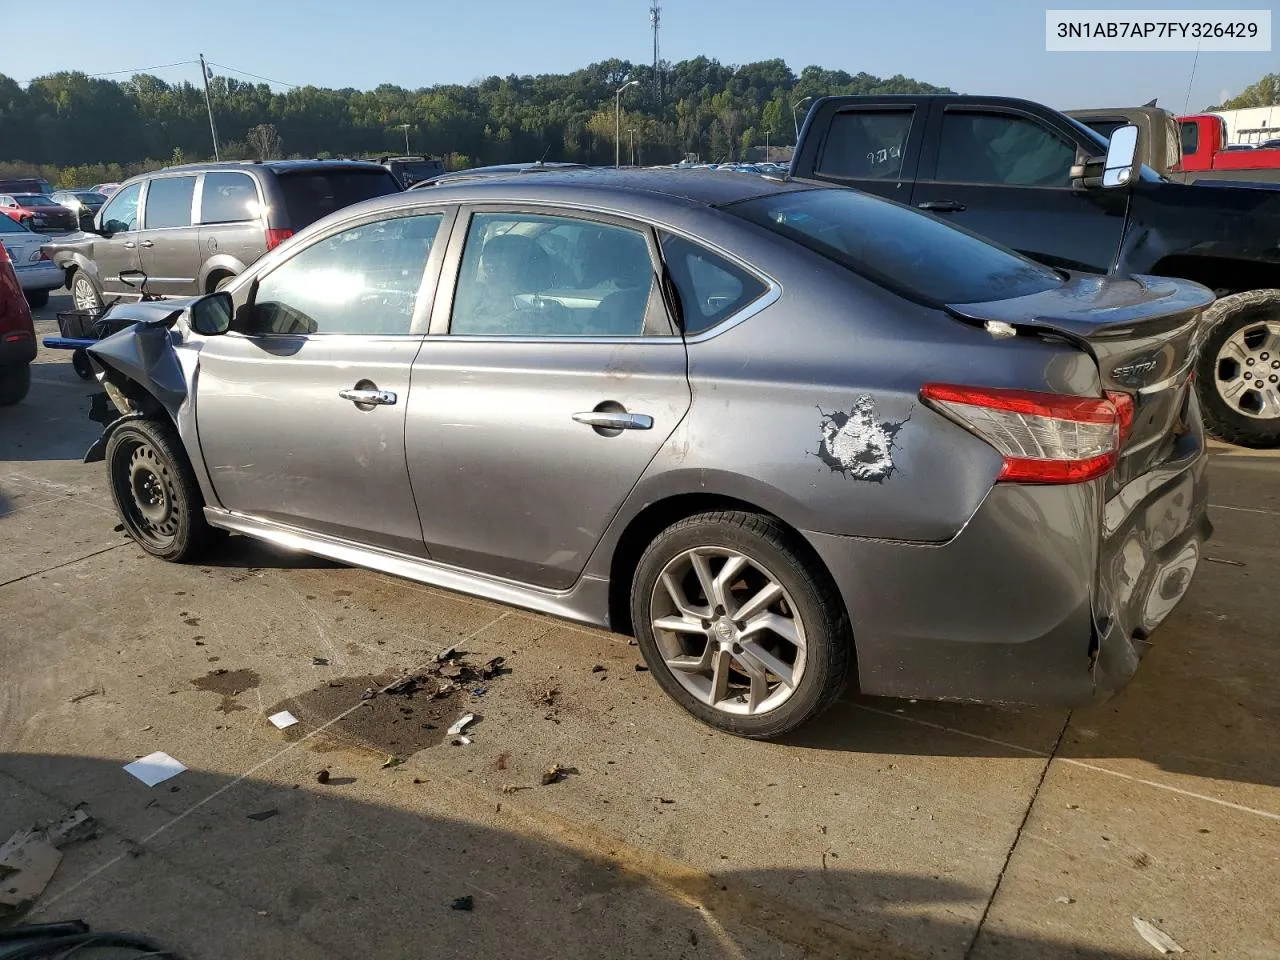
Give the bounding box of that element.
[2,290,1278,959]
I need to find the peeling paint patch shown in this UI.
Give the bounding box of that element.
[813,397,907,483]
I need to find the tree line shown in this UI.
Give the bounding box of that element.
[0,58,948,187]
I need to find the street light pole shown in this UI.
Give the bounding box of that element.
[791,96,813,141]
[615,80,640,168]
[199,54,220,161]
[399,124,411,155]
[629,129,635,166]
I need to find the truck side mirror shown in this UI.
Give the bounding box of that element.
[1102,124,1140,188]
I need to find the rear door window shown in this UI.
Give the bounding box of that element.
[276,171,402,230]
[143,176,196,229]
[659,233,767,335]
[200,172,260,224]
[817,110,915,181]
[936,112,1076,187]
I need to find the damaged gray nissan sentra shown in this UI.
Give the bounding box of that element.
[83,156,1214,739]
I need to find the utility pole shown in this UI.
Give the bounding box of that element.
[765,130,770,163]
[629,129,635,166]
[199,54,220,160]
[615,80,639,168]
[650,3,662,103]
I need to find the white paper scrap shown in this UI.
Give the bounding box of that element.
[447,713,475,736]
[268,710,299,730]
[123,751,187,787]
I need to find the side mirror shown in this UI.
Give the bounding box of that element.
[189,291,233,336]
[1102,124,1140,188]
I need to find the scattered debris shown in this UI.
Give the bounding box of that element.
[268,711,299,730]
[1056,896,1075,905]
[635,664,649,673]
[447,713,476,736]
[451,895,474,912]
[452,736,472,746]
[501,784,531,794]
[246,810,278,822]
[123,752,186,787]
[494,752,510,771]
[0,810,97,916]
[311,657,330,666]
[1130,852,1152,870]
[112,523,125,532]
[382,756,404,769]
[1066,804,1079,810]
[652,797,675,805]
[541,763,577,786]
[532,686,560,707]
[67,686,103,704]
[1205,556,1245,567]
[413,778,426,785]
[1132,917,1184,954]
[316,770,331,785]
[360,687,377,701]
[591,665,606,673]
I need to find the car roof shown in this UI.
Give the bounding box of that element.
[366,167,813,215]
[148,159,392,177]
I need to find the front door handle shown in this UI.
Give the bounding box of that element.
[339,387,397,406]
[916,200,967,213]
[572,410,653,430]
[123,241,137,249]
[140,239,154,248]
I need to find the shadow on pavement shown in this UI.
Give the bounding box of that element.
[0,753,1140,960]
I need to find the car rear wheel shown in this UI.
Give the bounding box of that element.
[1198,290,1280,448]
[70,270,103,314]
[0,364,31,406]
[106,418,217,562]
[630,511,852,739]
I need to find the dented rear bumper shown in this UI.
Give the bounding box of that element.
[803,407,1210,707]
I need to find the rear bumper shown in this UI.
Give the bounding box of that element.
[0,331,37,367]
[804,417,1209,707]
[14,262,63,292]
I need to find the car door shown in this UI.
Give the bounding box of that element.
[910,102,1127,273]
[138,173,200,296]
[93,180,143,297]
[406,206,692,590]
[797,101,925,202]
[195,208,452,555]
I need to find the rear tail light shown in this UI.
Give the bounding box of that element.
[33,249,50,262]
[265,228,294,250]
[921,383,1128,484]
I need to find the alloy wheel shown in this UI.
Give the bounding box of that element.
[648,547,807,715]
[1215,319,1280,420]
[73,275,100,313]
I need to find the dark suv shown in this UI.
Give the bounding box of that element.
[44,160,402,310]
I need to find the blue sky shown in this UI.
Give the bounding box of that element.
[7,0,1276,113]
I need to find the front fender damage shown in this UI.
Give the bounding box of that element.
[83,317,189,463]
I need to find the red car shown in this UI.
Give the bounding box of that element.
[0,243,36,404]
[0,193,78,233]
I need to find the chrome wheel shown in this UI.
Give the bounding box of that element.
[1216,319,1280,420]
[72,274,100,313]
[648,547,807,715]
[112,437,184,550]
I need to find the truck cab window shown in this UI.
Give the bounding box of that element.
[1180,122,1200,157]
[817,110,914,181]
[937,112,1075,187]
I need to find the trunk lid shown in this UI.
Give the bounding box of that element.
[947,272,1215,484]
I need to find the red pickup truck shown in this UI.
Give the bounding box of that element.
[1175,114,1280,182]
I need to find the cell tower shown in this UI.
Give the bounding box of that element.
[650,2,662,103]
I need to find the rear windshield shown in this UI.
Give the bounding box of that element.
[0,216,26,233]
[726,188,1063,305]
[14,195,52,205]
[394,162,444,181]
[277,171,401,229]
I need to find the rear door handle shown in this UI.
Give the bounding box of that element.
[123,241,136,249]
[339,388,397,406]
[916,200,966,212]
[572,411,654,430]
[140,240,154,248]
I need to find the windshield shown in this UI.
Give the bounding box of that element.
[727,188,1063,306]
[14,195,53,205]
[277,170,402,229]
[76,192,107,203]
[396,162,443,181]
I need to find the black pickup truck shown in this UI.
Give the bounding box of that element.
[790,94,1280,447]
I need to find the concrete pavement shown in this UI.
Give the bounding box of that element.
[1,294,1277,958]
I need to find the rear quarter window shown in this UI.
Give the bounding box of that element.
[277,171,402,230]
[660,233,768,335]
[727,188,1062,306]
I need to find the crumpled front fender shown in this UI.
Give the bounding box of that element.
[83,411,149,464]
[85,311,188,422]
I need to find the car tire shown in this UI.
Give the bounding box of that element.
[212,273,236,292]
[24,289,49,309]
[106,417,218,563]
[630,510,852,739]
[0,364,31,406]
[1197,289,1280,448]
[69,269,103,314]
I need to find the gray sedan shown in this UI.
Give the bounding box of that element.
[85,170,1214,738]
